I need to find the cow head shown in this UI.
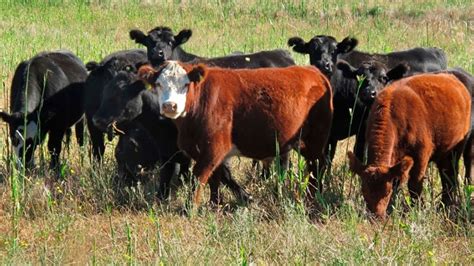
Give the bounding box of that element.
[129,26,192,66]
[337,60,409,105]
[0,111,39,167]
[347,151,414,218]
[92,69,146,132]
[138,61,205,119]
[288,35,358,77]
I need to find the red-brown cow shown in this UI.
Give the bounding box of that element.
[138,61,333,205]
[348,73,471,218]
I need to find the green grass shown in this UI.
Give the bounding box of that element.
[0,0,473,264]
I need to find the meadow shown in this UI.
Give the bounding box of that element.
[0,0,473,264]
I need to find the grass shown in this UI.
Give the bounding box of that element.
[0,0,473,264]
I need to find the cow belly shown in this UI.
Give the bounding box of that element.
[231,124,300,160]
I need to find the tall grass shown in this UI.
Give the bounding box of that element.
[0,0,472,264]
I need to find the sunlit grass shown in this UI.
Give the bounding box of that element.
[0,0,472,264]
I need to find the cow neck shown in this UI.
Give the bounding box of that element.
[136,93,166,135]
[171,47,203,63]
[366,101,396,167]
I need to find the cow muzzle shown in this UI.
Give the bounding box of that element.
[161,102,178,115]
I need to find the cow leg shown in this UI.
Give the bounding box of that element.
[462,133,473,185]
[48,129,66,170]
[192,141,230,206]
[218,160,251,203]
[406,155,430,207]
[157,161,180,200]
[354,126,366,161]
[87,119,105,160]
[437,151,463,207]
[301,136,330,198]
[208,171,222,205]
[325,139,338,172]
[75,118,85,147]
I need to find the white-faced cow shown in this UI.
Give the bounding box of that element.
[0,50,87,169]
[288,35,448,164]
[138,62,333,206]
[92,69,250,202]
[131,26,296,176]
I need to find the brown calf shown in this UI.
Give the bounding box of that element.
[349,73,471,218]
[139,61,333,205]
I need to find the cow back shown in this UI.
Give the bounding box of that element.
[10,50,87,115]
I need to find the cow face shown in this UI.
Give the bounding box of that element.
[288,35,358,77]
[139,62,199,119]
[348,152,413,218]
[338,61,409,105]
[0,111,38,167]
[93,71,146,132]
[129,26,192,66]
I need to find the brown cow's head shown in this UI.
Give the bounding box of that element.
[138,62,206,119]
[347,151,414,218]
[337,60,409,105]
[130,26,192,66]
[288,35,358,77]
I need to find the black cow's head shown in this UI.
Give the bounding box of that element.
[129,26,192,66]
[288,35,358,77]
[92,70,147,132]
[0,111,39,168]
[337,60,409,105]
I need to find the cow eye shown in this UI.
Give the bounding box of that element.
[379,76,388,83]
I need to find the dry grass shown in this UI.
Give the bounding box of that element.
[0,0,473,264]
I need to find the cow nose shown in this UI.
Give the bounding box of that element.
[324,61,332,71]
[162,102,177,113]
[370,90,377,98]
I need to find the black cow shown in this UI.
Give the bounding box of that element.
[288,35,448,163]
[338,61,474,186]
[129,26,296,68]
[0,50,87,169]
[93,70,250,202]
[84,49,147,159]
[288,35,447,77]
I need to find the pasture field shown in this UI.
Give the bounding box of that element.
[0,0,473,264]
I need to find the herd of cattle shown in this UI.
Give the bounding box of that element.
[1,26,473,218]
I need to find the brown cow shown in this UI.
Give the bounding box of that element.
[138,61,333,206]
[348,73,471,218]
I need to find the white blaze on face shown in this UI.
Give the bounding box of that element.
[13,120,37,162]
[154,61,190,119]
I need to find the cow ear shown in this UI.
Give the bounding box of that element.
[347,151,364,175]
[86,61,100,72]
[187,64,207,84]
[138,64,158,88]
[388,156,414,183]
[174,29,192,46]
[129,29,147,45]
[337,60,358,79]
[287,37,309,54]
[387,63,409,82]
[0,111,14,124]
[336,37,358,54]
